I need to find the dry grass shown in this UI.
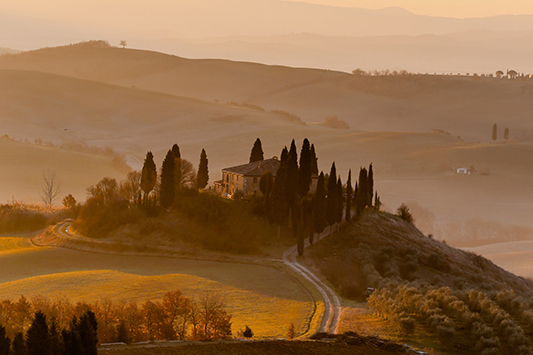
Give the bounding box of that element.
[0,228,315,339]
[0,234,36,255]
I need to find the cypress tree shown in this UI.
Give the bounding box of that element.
[326,162,338,231]
[492,123,497,142]
[0,325,10,355]
[10,333,26,355]
[172,144,181,159]
[356,167,367,217]
[26,312,51,355]
[311,172,327,244]
[78,311,98,355]
[285,140,299,207]
[310,144,318,176]
[260,171,274,223]
[249,138,264,163]
[197,148,209,189]
[298,138,312,197]
[367,163,374,207]
[140,151,157,205]
[271,147,289,238]
[504,127,509,140]
[49,318,61,355]
[160,150,175,208]
[336,177,343,225]
[345,169,352,222]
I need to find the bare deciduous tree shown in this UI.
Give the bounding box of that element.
[119,40,127,49]
[41,171,61,207]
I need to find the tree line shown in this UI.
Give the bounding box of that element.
[255,138,379,256]
[0,306,97,355]
[0,290,232,352]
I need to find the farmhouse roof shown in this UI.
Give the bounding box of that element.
[222,157,280,177]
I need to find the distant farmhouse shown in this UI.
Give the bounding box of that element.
[456,167,471,175]
[214,157,280,197]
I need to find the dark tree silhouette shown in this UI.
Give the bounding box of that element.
[504,127,509,140]
[197,149,209,189]
[160,150,175,208]
[336,177,343,225]
[312,172,327,244]
[492,123,498,142]
[141,151,157,204]
[10,332,26,355]
[260,171,274,223]
[271,147,289,238]
[345,170,352,222]
[326,162,338,232]
[49,318,61,355]
[172,144,181,159]
[249,138,264,163]
[26,312,51,355]
[243,326,254,339]
[285,140,299,208]
[298,138,312,197]
[77,311,98,355]
[356,167,368,217]
[310,144,318,176]
[0,325,10,355]
[367,163,374,207]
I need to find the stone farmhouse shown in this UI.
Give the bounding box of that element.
[214,157,280,197]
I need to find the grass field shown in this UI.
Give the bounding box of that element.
[0,233,316,339]
[0,234,39,255]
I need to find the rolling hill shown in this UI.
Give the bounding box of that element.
[1,42,532,144]
[1,42,533,244]
[0,135,128,205]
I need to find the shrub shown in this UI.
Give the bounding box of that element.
[396,204,414,224]
[242,326,253,339]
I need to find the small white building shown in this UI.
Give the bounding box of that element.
[456,167,471,175]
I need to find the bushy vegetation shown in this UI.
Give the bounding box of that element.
[306,210,533,353]
[368,286,533,354]
[0,204,64,233]
[0,291,232,346]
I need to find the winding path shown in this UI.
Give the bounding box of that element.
[41,219,342,335]
[282,228,341,334]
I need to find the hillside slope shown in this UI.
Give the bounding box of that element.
[306,211,533,300]
[0,136,128,204]
[1,42,532,143]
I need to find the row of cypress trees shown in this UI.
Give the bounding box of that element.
[0,311,97,355]
[258,138,377,256]
[139,144,209,208]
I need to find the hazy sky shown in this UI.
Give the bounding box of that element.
[285,0,533,17]
[2,0,532,19]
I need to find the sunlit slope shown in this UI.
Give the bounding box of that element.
[0,246,313,338]
[0,235,36,255]
[1,43,532,142]
[0,136,128,204]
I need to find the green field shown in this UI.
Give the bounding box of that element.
[0,233,315,339]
